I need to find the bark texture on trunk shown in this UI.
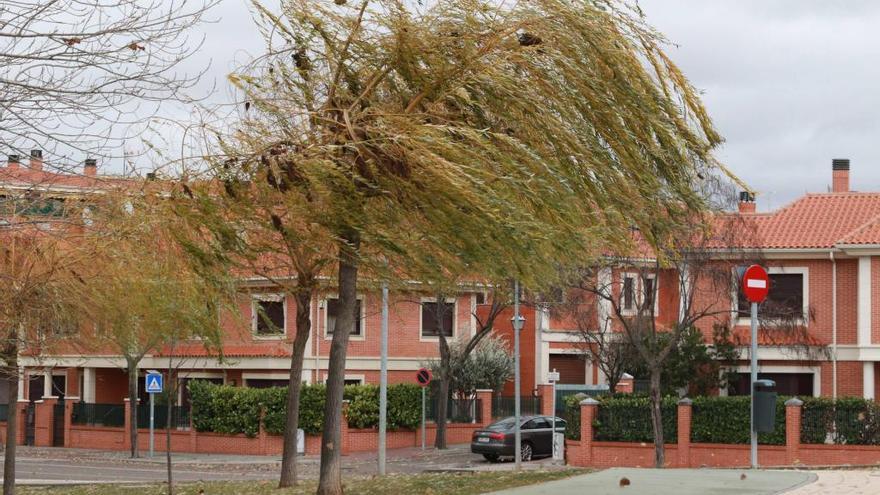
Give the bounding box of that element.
[317,232,359,495]
[165,367,174,495]
[649,367,665,468]
[3,351,19,495]
[279,289,313,488]
[127,358,139,458]
[434,331,451,450]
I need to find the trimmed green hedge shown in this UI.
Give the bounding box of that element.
[801,397,880,445]
[691,396,786,445]
[563,394,677,443]
[189,381,423,438]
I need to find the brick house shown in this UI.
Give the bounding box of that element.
[536,159,880,400]
[4,152,878,413]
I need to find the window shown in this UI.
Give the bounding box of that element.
[344,378,364,386]
[621,274,656,315]
[737,272,804,318]
[326,298,362,336]
[622,276,635,311]
[421,301,455,338]
[254,298,285,336]
[475,292,486,305]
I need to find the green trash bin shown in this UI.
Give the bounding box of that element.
[753,379,777,433]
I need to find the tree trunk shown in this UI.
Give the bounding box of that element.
[127,358,139,458]
[434,331,450,450]
[279,288,313,488]
[317,232,359,495]
[165,365,174,495]
[649,366,664,468]
[3,350,19,495]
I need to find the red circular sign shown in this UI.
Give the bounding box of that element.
[742,265,769,303]
[416,368,432,387]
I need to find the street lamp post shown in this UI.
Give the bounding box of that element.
[511,280,525,471]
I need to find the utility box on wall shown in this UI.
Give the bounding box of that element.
[753,379,777,433]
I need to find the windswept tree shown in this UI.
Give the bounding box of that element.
[0,186,97,495]
[70,188,231,459]
[219,0,730,492]
[170,175,333,487]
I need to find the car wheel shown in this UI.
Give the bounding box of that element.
[483,453,500,463]
[520,442,533,462]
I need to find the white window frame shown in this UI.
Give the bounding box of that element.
[419,296,458,341]
[321,373,366,386]
[252,293,287,340]
[322,294,366,341]
[620,272,659,317]
[733,266,809,327]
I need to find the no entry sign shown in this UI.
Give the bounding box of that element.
[742,264,769,304]
[416,368,432,387]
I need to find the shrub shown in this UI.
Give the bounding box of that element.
[801,397,880,445]
[593,395,678,443]
[189,381,424,436]
[690,396,786,445]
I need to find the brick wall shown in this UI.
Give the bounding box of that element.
[566,397,880,469]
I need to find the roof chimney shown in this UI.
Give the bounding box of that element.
[29,149,43,171]
[832,158,850,193]
[84,158,97,177]
[7,155,20,169]
[738,191,756,214]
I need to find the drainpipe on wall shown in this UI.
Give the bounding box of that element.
[831,251,838,399]
[314,296,321,383]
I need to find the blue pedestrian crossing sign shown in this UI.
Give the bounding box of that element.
[146,373,163,394]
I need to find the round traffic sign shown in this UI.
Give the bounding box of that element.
[742,264,769,303]
[416,367,432,387]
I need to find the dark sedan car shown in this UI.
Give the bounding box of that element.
[470,415,566,462]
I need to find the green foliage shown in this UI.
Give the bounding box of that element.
[801,397,880,445]
[593,395,678,444]
[427,336,514,398]
[190,381,423,436]
[189,380,264,437]
[690,396,786,445]
[627,325,738,396]
[563,393,587,440]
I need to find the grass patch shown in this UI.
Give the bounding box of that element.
[18,469,589,495]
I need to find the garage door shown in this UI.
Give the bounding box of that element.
[548,354,587,384]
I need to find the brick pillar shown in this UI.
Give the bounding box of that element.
[63,396,78,448]
[33,397,57,446]
[537,384,554,416]
[785,398,803,466]
[16,401,28,445]
[189,414,198,453]
[577,397,598,466]
[677,398,692,468]
[66,368,80,397]
[340,401,350,455]
[615,376,634,394]
[475,389,493,425]
[258,412,268,455]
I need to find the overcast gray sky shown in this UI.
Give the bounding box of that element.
[188,0,880,211]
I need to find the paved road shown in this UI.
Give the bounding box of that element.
[0,444,537,485]
[3,456,277,485]
[491,468,816,495]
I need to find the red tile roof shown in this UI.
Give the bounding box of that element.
[155,342,292,358]
[721,192,880,249]
[0,165,126,192]
[732,327,828,347]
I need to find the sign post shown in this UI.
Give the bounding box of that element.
[416,368,432,451]
[547,369,561,461]
[741,265,769,469]
[145,371,164,458]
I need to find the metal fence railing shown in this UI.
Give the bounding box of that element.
[426,398,482,424]
[137,404,191,430]
[801,402,880,445]
[492,396,542,419]
[71,402,125,427]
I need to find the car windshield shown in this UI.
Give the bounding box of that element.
[485,418,518,431]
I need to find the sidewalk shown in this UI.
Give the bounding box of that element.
[490,468,815,495]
